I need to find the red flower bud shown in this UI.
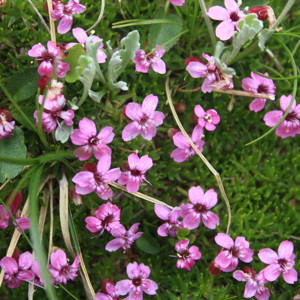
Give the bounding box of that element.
[38,76,50,93]
[184,57,205,67]
[0,109,12,123]
[249,6,276,26]
[168,128,179,139]
[101,279,115,293]
[6,191,22,216]
[175,102,186,114]
[208,260,222,276]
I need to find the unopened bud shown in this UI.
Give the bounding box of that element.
[101,279,115,293]
[168,128,179,139]
[208,260,222,276]
[175,102,186,114]
[249,6,276,26]
[185,57,205,67]
[71,189,82,206]
[6,191,22,216]
[38,76,50,93]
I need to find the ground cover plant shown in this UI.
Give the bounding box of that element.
[0,0,299,299]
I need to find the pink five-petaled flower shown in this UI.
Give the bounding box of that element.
[67,27,107,63]
[170,126,205,163]
[175,240,202,271]
[169,0,185,6]
[118,153,153,193]
[49,249,80,285]
[33,94,74,132]
[207,0,245,41]
[154,204,182,238]
[85,202,121,234]
[115,262,158,299]
[194,104,220,131]
[133,45,166,74]
[264,95,300,138]
[52,0,86,34]
[72,156,121,200]
[214,233,254,272]
[105,223,143,252]
[28,41,69,78]
[180,186,219,230]
[233,267,270,300]
[122,94,165,141]
[242,72,276,112]
[0,109,15,140]
[70,117,114,161]
[186,53,233,93]
[258,240,298,284]
[0,252,34,288]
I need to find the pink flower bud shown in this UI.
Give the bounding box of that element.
[175,102,186,114]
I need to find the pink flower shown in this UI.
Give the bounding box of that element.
[170,126,205,163]
[105,223,143,252]
[13,217,30,232]
[258,240,298,284]
[70,117,114,161]
[175,240,202,271]
[85,202,121,234]
[0,252,34,288]
[186,53,233,93]
[194,104,220,131]
[0,205,10,229]
[133,45,166,74]
[242,72,276,112]
[233,267,270,300]
[118,153,153,193]
[34,95,74,132]
[207,0,245,41]
[170,0,185,6]
[49,249,80,285]
[72,156,121,200]
[154,204,182,238]
[67,27,107,63]
[115,262,158,299]
[0,109,15,140]
[95,282,121,300]
[28,41,70,78]
[122,94,165,141]
[214,233,254,272]
[52,0,86,34]
[263,95,300,138]
[180,186,219,230]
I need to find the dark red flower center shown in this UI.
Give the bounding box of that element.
[230,246,239,257]
[194,204,206,213]
[132,278,142,286]
[230,11,240,22]
[286,111,298,122]
[257,84,269,94]
[0,110,12,124]
[131,169,142,176]
[89,136,99,146]
[94,173,104,185]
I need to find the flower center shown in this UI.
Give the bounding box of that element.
[257,84,269,94]
[230,246,239,257]
[194,204,206,213]
[0,113,8,125]
[89,136,99,146]
[131,169,142,176]
[94,173,104,185]
[204,114,212,123]
[178,250,190,260]
[132,278,142,286]
[230,11,240,22]
[139,115,149,126]
[286,111,298,122]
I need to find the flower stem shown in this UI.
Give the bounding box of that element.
[166,74,231,235]
[197,0,216,47]
[47,0,56,44]
[86,0,105,32]
[110,182,173,209]
[212,89,275,100]
[27,0,51,34]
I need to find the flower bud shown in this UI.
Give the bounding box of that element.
[70,189,82,206]
[101,278,115,293]
[6,191,22,216]
[249,6,276,26]
[168,128,179,139]
[184,57,205,67]
[175,102,186,114]
[38,76,50,93]
[208,260,222,276]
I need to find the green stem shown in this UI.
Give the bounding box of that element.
[197,0,216,47]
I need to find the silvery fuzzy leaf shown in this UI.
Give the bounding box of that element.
[55,121,73,144]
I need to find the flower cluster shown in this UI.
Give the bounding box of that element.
[0,109,15,140]
[0,249,80,288]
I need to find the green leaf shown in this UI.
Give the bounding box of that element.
[63,44,87,83]
[107,30,140,89]
[6,68,39,101]
[0,126,27,183]
[88,90,106,103]
[120,206,133,225]
[149,13,183,52]
[136,233,160,254]
[54,121,73,143]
